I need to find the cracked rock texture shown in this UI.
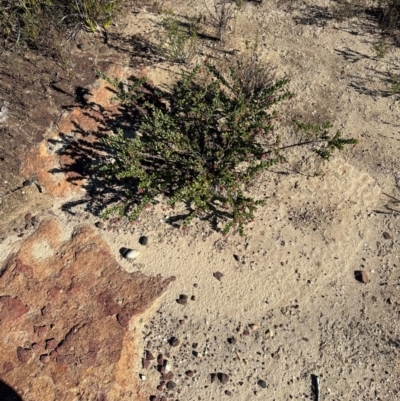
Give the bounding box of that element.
[0,218,174,401]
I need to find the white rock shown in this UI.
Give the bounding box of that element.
[123,249,139,260]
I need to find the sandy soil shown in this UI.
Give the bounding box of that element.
[1,0,400,400]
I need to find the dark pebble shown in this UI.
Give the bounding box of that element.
[186,370,194,377]
[227,337,237,345]
[142,358,150,369]
[213,271,224,281]
[179,319,185,325]
[243,329,250,336]
[191,295,196,301]
[157,354,164,365]
[225,390,232,396]
[157,381,165,391]
[166,381,177,390]
[139,236,148,245]
[193,283,198,288]
[95,222,104,229]
[146,350,155,360]
[177,294,188,305]
[233,254,240,262]
[24,213,32,222]
[210,373,217,383]
[218,373,229,385]
[383,232,392,240]
[169,337,180,347]
[258,379,267,388]
[163,372,174,381]
[192,343,198,348]
[22,180,34,187]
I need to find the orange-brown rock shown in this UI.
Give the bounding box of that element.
[0,218,174,401]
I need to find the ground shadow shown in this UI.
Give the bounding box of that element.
[0,380,23,401]
[373,192,400,215]
[292,5,333,27]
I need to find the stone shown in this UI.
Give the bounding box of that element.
[166,381,177,390]
[218,373,229,385]
[249,324,259,331]
[177,294,188,305]
[258,379,267,388]
[95,222,104,229]
[139,236,148,245]
[210,373,217,383]
[186,370,194,377]
[225,390,232,396]
[145,350,155,360]
[122,249,139,260]
[169,337,180,347]
[355,270,370,284]
[213,271,224,281]
[163,372,174,381]
[142,358,150,369]
[383,232,392,240]
[228,337,237,344]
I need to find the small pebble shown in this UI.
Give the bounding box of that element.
[383,232,392,240]
[177,294,188,305]
[218,373,229,385]
[163,372,174,381]
[225,390,232,396]
[166,381,176,390]
[360,271,370,284]
[139,374,146,381]
[142,358,150,369]
[249,324,259,331]
[169,337,180,347]
[95,222,104,229]
[164,361,171,372]
[146,350,155,360]
[210,373,217,383]
[186,370,194,377]
[227,337,237,344]
[157,354,164,365]
[258,379,267,388]
[24,213,32,222]
[191,295,196,301]
[213,271,224,281]
[243,329,250,336]
[139,236,148,245]
[122,249,139,260]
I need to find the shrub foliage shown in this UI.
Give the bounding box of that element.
[96,61,357,235]
[0,0,120,53]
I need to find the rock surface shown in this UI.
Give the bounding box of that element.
[0,218,174,401]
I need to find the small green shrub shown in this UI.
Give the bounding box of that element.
[0,0,121,54]
[96,61,357,235]
[372,38,390,58]
[159,10,198,63]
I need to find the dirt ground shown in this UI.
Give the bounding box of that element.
[1,0,400,400]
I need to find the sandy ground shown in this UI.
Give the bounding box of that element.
[2,0,400,400]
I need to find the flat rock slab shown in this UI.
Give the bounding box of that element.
[0,218,174,401]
